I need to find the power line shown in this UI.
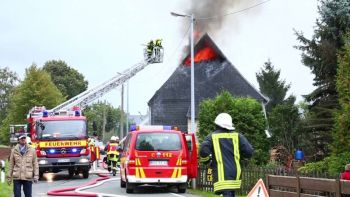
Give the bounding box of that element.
[197,0,271,20]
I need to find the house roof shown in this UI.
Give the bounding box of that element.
[148,33,269,118]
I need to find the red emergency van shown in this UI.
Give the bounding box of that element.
[119,125,197,193]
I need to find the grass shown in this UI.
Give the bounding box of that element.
[188,189,245,197]
[0,160,12,197]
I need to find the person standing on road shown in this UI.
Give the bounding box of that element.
[8,134,39,197]
[200,113,254,197]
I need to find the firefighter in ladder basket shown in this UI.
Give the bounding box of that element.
[146,40,154,59]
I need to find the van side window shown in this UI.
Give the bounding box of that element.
[124,134,132,151]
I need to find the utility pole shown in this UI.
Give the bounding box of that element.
[171,12,196,189]
[120,84,124,139]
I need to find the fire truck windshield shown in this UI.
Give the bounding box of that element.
[37,120,87,140]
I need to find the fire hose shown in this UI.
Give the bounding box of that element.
[47,161,124,197]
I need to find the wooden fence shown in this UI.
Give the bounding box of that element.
[195,164,339,196]
[267,175,350,197]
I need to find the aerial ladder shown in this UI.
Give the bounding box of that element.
[51,45,164,113]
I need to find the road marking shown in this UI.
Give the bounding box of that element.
[75,177,126,197]
[170,193,187,197]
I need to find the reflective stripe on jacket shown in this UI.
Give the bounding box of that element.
[107,143,119,155]
[199,129,253,194]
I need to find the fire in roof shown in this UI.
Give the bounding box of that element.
[182,34,224,66]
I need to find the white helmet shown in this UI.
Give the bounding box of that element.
[111,136,120,141]
[214,113,235,130]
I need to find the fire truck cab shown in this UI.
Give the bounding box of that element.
[119,125,198,193]
[27,106,91,178]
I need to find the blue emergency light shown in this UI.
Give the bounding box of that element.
[130,125,137,132]
[49,149,55,154]
[163,126,172,130]
[75,110,80,116]
[72,148,77,153]
[43,111,49,117]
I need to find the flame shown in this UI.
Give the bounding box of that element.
[184,46,217,66]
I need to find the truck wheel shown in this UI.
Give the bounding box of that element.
[68,169,74,178]
[177,183,187,193]
[126,179,134,193]
[82,170,89,178]
[178,188,186,193]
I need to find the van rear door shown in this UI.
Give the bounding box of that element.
[134,132,183,178]
[185,133,198,178]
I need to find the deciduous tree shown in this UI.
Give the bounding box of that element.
[0,65,65,144]
[198,91,269,165]
[43,60,88,100]
[0,67,19,123]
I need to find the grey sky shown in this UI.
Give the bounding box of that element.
[0,0,318,115]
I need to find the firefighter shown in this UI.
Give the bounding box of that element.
[146,40,154,58]
[199,113,254,197]
[155,39,162,48]
[88,138,97,163]
[105,136,120,173]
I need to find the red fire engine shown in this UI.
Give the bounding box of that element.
[119,125,198,193]
[26,106,91,178]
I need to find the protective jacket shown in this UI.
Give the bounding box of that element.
[107,143,119,161]
[200,129,253,194]
[155,39,162,47]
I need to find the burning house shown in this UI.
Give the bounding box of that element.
[148,33,268,132]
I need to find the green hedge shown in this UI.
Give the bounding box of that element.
[0,160,12,196]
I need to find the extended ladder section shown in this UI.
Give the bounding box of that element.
[51,46,164,113]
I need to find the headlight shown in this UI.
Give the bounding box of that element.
[79,158,89,163]
[38,160,48,165]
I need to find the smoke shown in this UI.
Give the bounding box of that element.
[179,0,252,62]
[186,0,238,37]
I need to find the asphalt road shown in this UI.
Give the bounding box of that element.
[31,162,200,197]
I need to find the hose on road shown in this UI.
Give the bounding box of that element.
[47,173,110,197]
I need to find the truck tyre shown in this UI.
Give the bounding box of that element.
[126,179,134,193]
[68,169,74,178]
[178,188,186,193]
[83,170,89,178]
[178,183,187,193]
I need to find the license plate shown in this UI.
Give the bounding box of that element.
[57,159,70,163]
[149,160,168,166]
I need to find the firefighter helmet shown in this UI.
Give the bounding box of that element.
[214,113,235,130]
